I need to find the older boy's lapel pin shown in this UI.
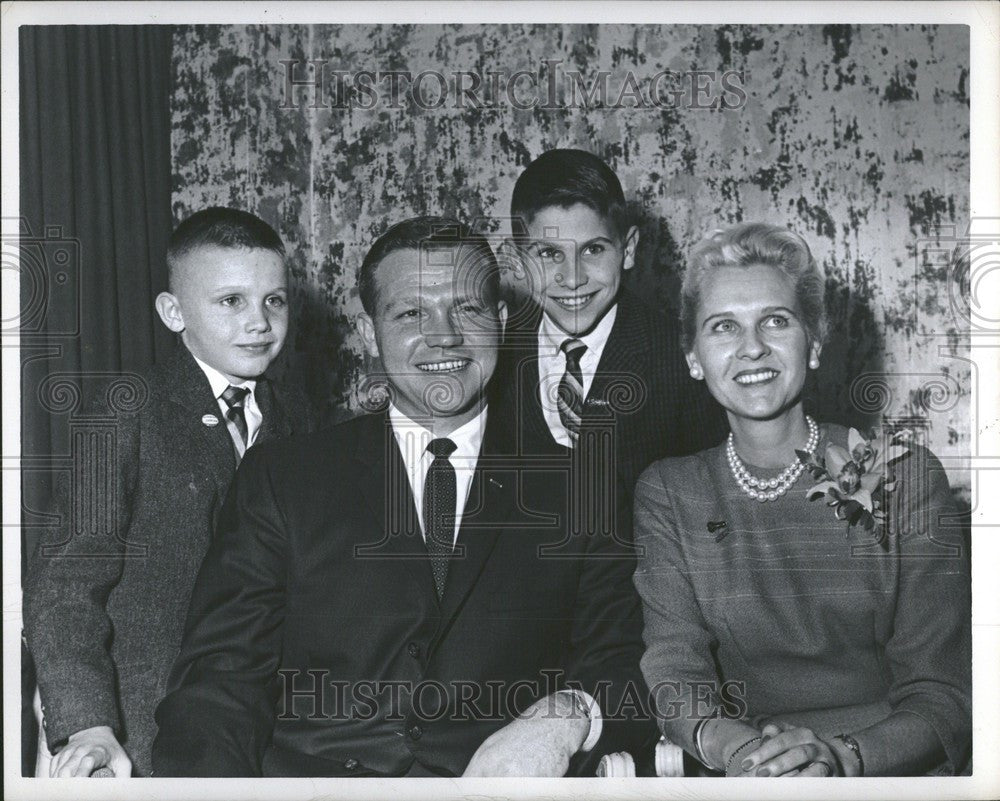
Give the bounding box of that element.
[202,414,220,427]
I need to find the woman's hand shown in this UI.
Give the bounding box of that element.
[736,723,847,777]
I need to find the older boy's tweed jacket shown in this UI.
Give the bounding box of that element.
[23,345,316,776]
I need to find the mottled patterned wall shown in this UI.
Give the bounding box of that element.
[170,23,970,493]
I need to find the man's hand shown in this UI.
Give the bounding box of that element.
[463,693,590,777]
[50,725,132,778]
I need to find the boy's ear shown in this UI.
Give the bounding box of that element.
[622,225,640,272]
[356,312,379,358]
[154,292,185,333]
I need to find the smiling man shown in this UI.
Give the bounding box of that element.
[495,149,728,499]
[152,217,653,778]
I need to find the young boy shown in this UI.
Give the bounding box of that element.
[495,149,728,497]
[23,207,316,777]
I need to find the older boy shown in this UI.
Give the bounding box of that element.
[23,207,315,777]
[496,149,728,496]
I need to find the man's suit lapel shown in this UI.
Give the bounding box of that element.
[351,413,440,602]
[436,416,518,623]
[166,347,237,489]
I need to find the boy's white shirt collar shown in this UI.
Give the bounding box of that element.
[191,354,262,455]
[539,302,618,358]
[192,355,258,398]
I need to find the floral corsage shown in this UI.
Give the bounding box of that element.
[796,427,910,535]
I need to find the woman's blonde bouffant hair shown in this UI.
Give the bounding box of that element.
[680,223,828,351]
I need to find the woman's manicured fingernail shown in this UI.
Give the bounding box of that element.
[756,767,771,777]
[741,758,753,771]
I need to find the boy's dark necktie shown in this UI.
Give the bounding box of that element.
[423,437,457,599]
[221,385,251,447]
[557,338,587,442]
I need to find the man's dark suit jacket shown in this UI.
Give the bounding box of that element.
[493,290,729,498]
[152,409,653,777]
[23,345,315,776]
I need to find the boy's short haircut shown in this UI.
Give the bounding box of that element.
[510,149,629,237]
[166,207,285,289]
[358,216,501,316]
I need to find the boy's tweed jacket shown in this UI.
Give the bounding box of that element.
[23,345,316,775]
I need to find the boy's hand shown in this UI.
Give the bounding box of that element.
[462,693,590,777]
[50,725,131,777]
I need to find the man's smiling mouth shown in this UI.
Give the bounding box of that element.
[416,359,470,373]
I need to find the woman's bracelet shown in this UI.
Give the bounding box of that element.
[692,717,714,769]
[725,736,762,777]
[833,733,865,776]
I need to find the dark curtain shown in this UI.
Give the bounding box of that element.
[19,25,174,774]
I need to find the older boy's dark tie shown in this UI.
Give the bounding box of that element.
[423,438,457,599]
[221,385,251,447]
[557,338,587,442]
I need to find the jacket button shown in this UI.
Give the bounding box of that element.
[344,758,359,770]
[407,642,421,658]
[408,724,423,740]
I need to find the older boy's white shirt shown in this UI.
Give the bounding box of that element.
[388,404,603,751]
[192,355,263,456]
[388,405,486,546]
[537,304,618,447]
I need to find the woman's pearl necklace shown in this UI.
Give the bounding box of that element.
[726,416,820,502]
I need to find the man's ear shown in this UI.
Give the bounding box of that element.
[356,312,380,358]
[622,225,640,272]
[154,292,185,333]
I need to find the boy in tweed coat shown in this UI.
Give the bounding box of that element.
[24,208,315,777]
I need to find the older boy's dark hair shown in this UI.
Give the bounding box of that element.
[510,149,629,237]
[358,216,501,316]
[166,207,285,288]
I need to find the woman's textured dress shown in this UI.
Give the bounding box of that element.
[632,424,971,774]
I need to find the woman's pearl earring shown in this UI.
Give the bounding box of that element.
[809,356,820,369]
[690,366,703,380]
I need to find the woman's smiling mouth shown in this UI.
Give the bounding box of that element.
[734,368,780,385]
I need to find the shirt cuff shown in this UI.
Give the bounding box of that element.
[557,689,603,753]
